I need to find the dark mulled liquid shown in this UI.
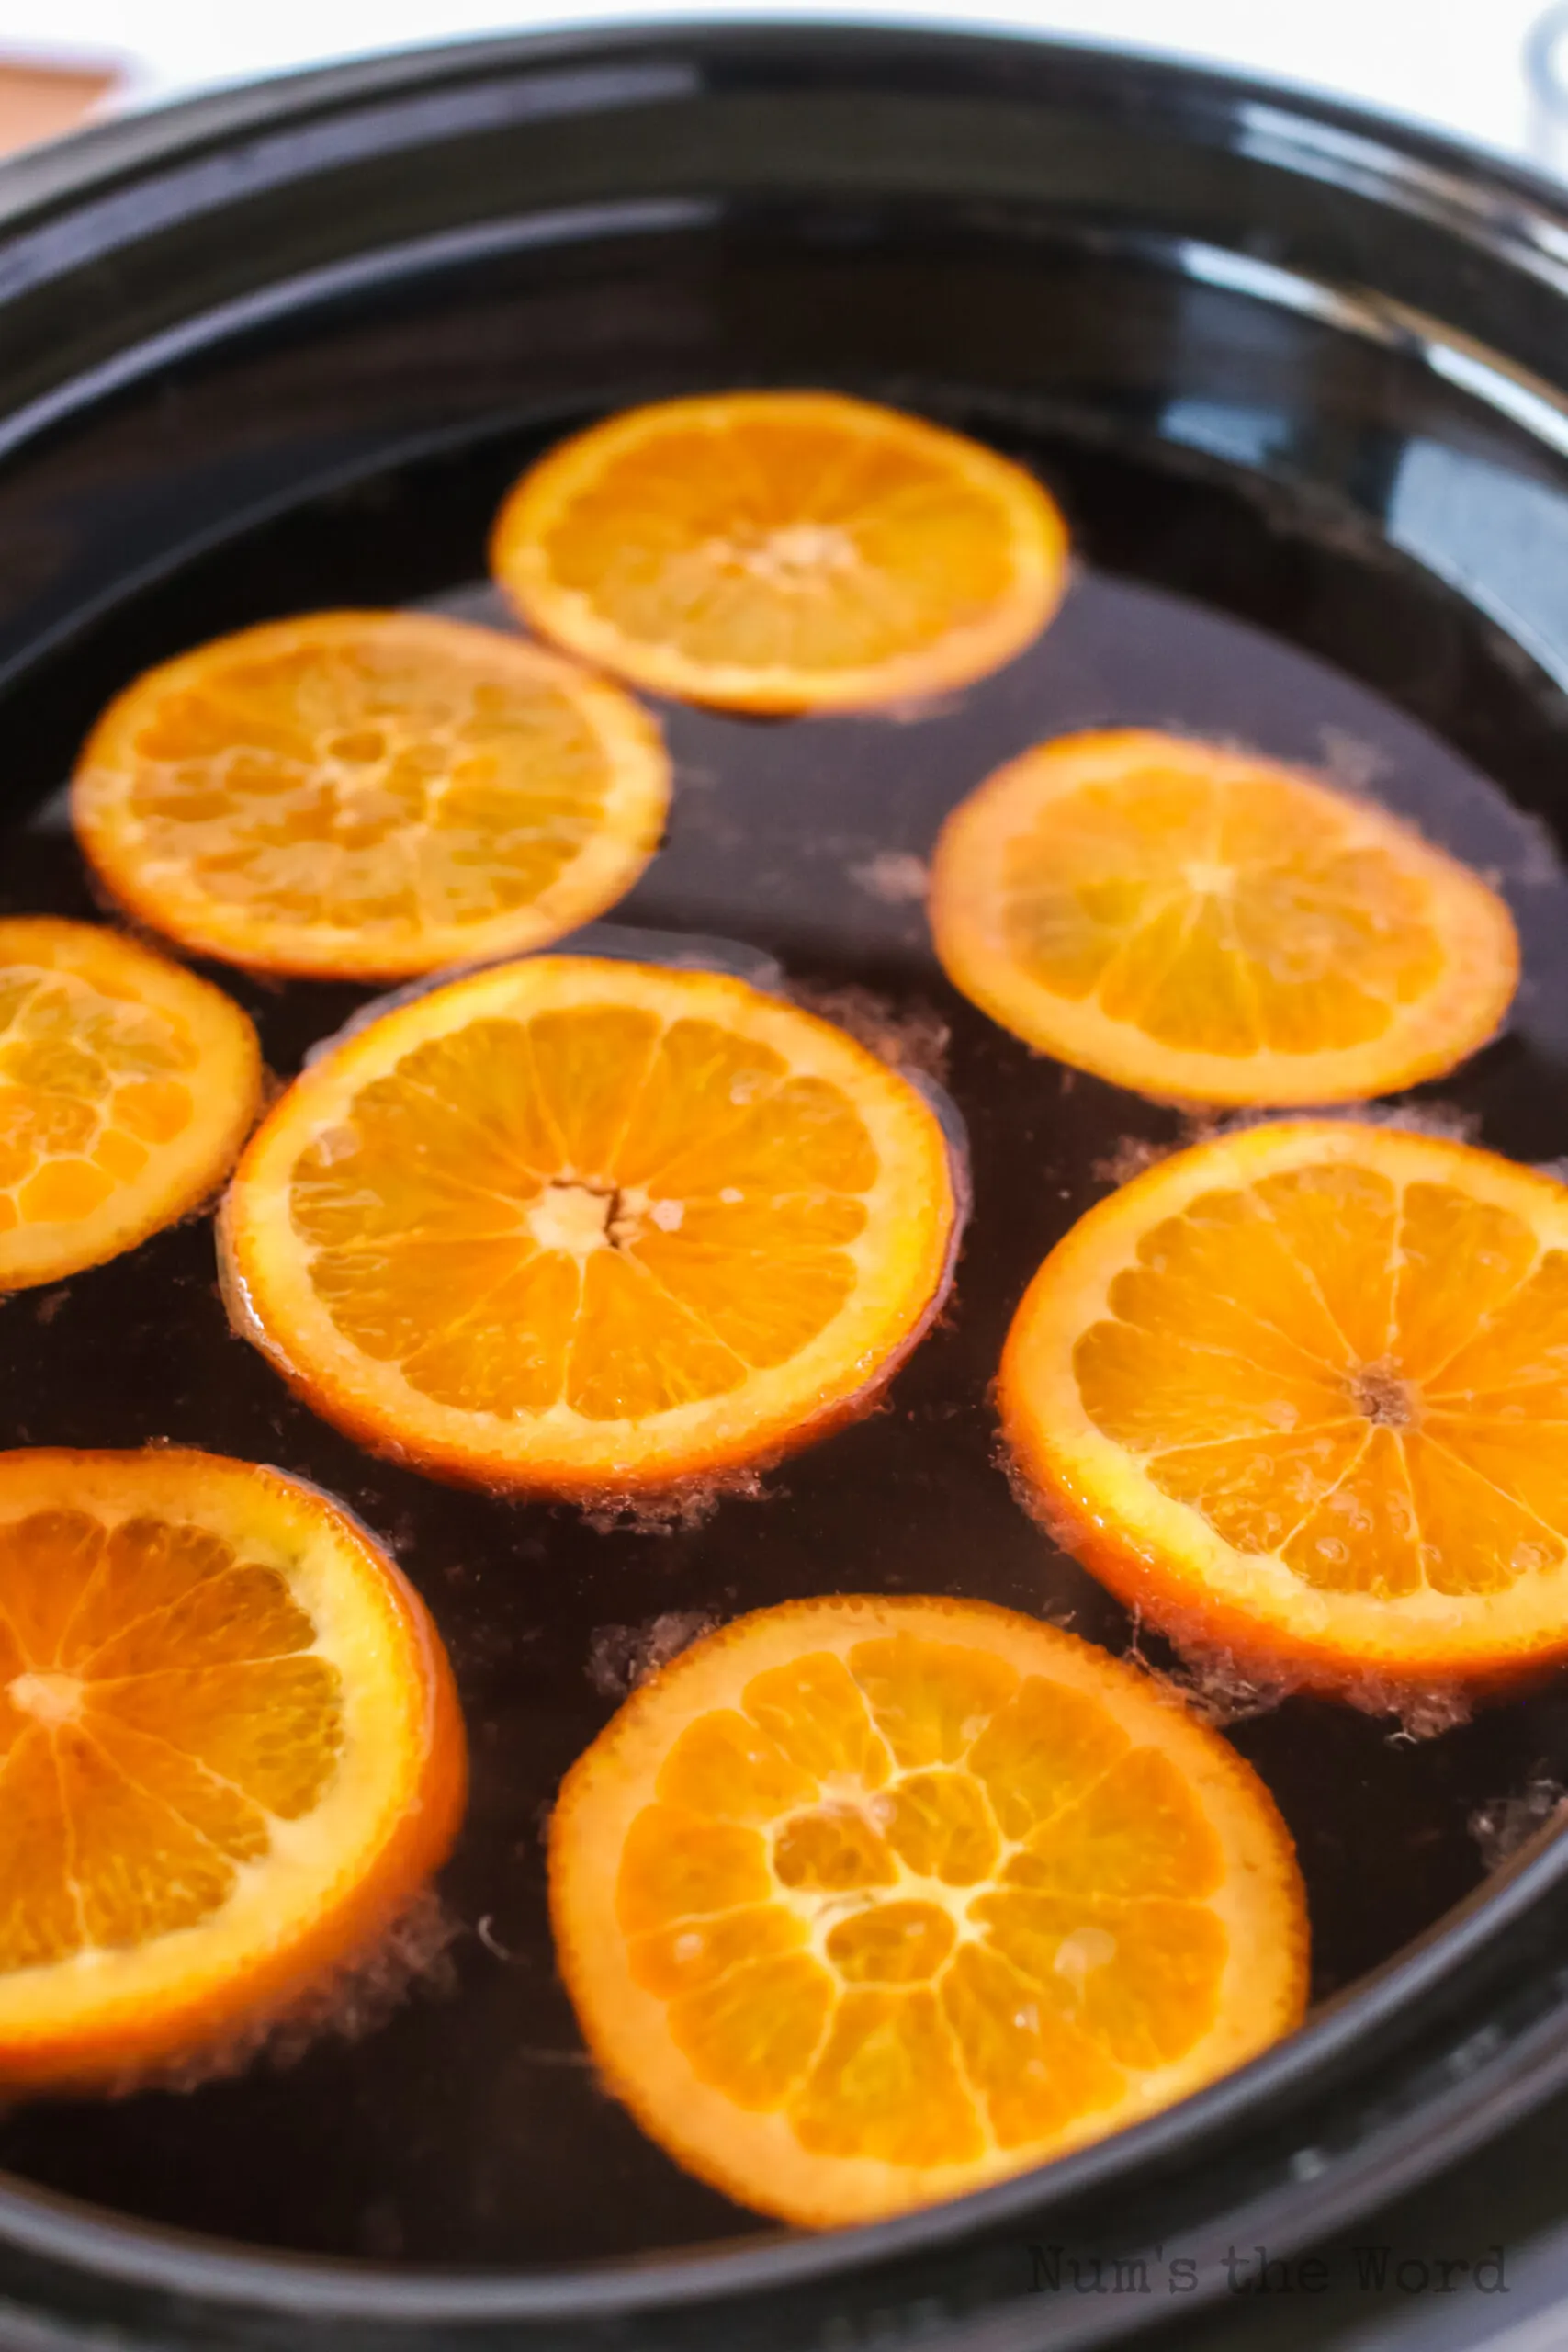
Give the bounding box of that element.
[2,401,1568,2267]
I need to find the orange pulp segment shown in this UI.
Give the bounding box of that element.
[490,391,1069,714]
[0,917,259,1289]
[930,730,1518,1105]
[548,1594,1306,2227]
[220,955,960,1497]
[0,1448,464,2087]
[72,610,671,980]
[1002,1120,1568,1692]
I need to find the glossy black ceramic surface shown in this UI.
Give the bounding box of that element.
[5,23,1568,2350]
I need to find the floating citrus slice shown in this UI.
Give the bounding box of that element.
[0,917,259,1289]
[548,1594,1306,2227]
[1001,1120,1568,1693]
[0,1448,464,2088]
[491,392,1069,714]
[220,956,960,1497]
[929,730,1517,1105]
[72,611,670,980]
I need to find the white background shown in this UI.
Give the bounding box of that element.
[0,0,1557,168]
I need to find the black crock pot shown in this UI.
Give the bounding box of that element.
[6,19,1568,2351]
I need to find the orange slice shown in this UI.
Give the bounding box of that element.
[1001,1120,1568,1694]
[71,610,670,980]
[490,392,1068,714]
[0,917,259,1289]
[930,729,1517,1105]
[0,1447,464,2088]
[220,955,959,1497]
[548,1594,1306,2228]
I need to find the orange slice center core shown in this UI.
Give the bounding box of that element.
[1074,1159,1568,1599]
[9,1670,84,1726]
[525,1181,618,1257]
[704,523,860,588]
[1348,1358,1417,1430]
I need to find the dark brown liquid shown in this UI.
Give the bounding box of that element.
[3,415,1568,2267]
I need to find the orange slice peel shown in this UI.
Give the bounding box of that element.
[930,729,1518,1106]
[0,917,259,1289]
[72,610,671,980]
[548,1593,1307,2227]
[491,391,1069,715]
[0,1447,464,2089]
[1002,1119,1568,1695]
[220,953,962,1498]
